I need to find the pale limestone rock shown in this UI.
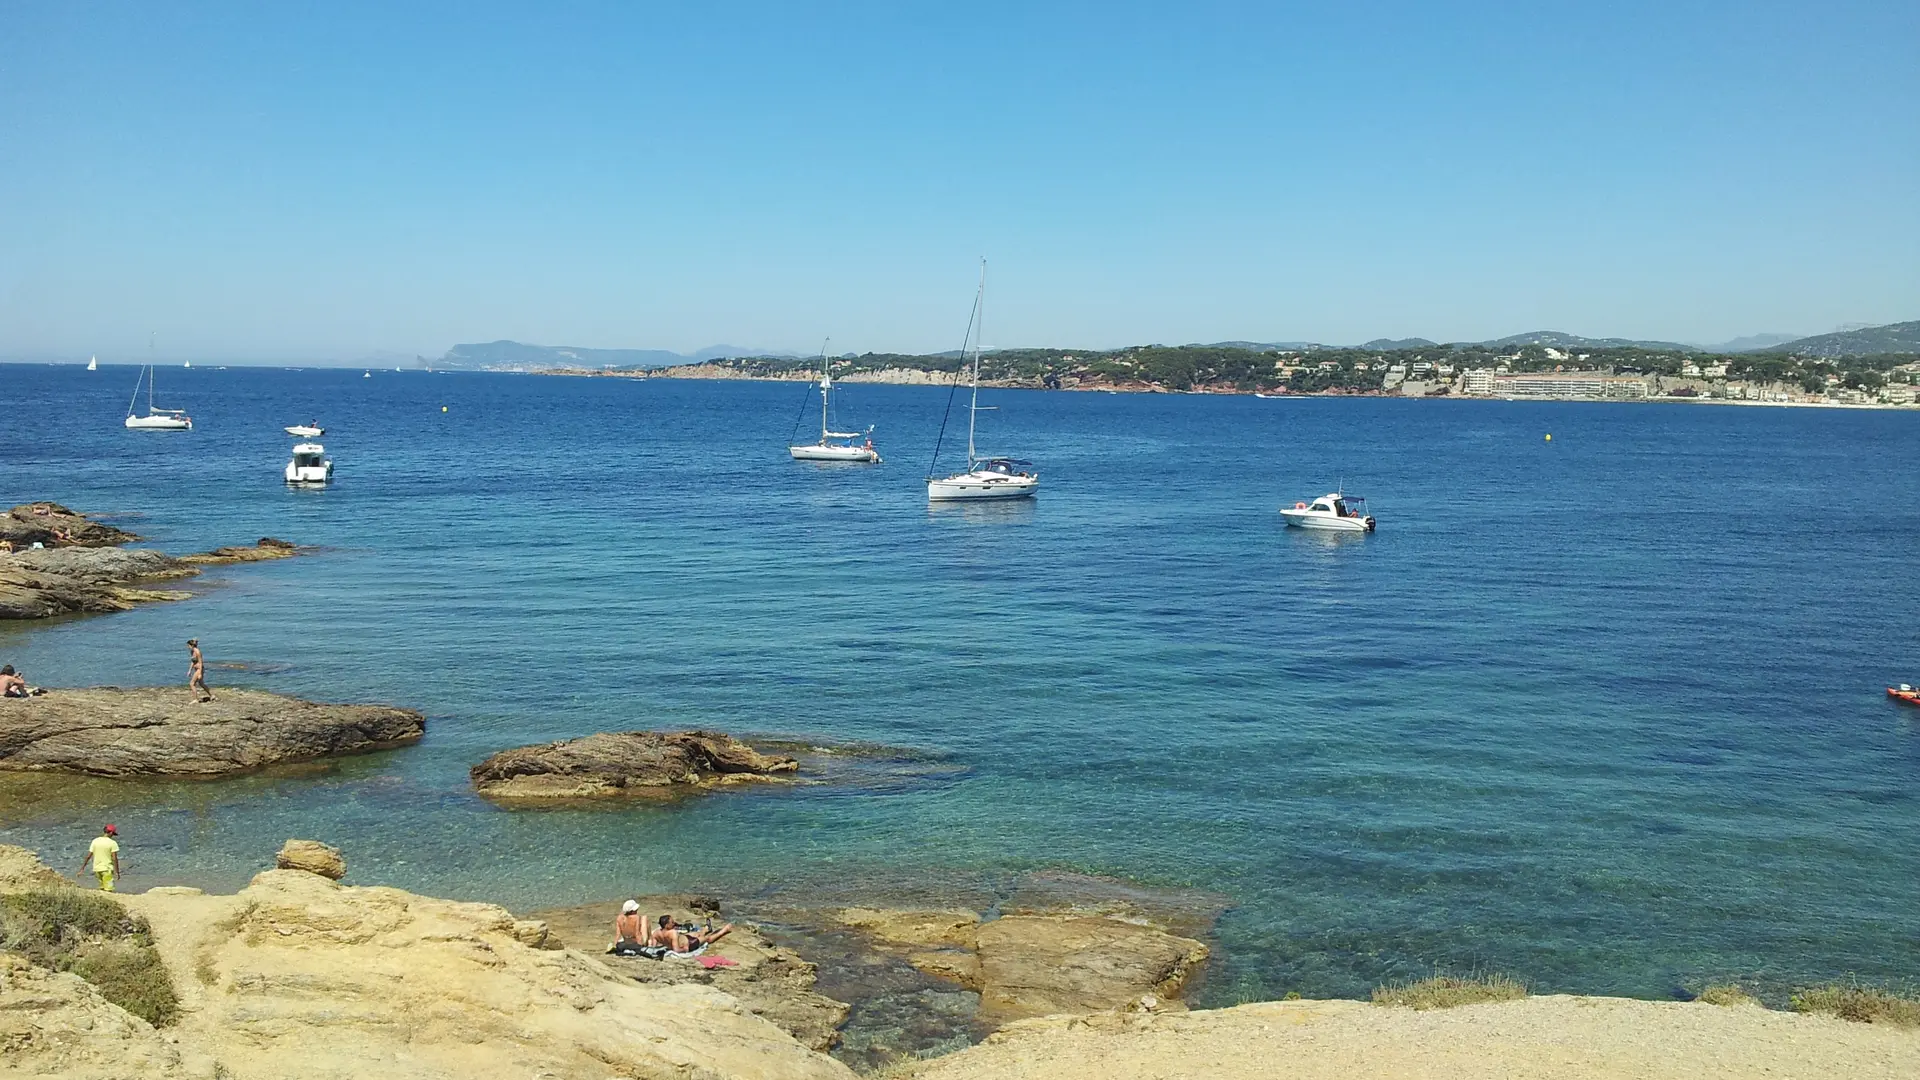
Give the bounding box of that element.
[0,954,212,1079]
[275,839,345,880]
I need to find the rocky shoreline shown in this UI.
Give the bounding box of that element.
[0,503,304,621]
[0,686,426,777]
[470,729,801,802]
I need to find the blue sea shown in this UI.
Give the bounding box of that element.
[3,363,1917,1005]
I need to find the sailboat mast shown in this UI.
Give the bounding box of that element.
[966,259,985,468]
[819,338,831,440]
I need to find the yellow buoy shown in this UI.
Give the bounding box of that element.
[1544,433,1552,442]
[441,406,448,413]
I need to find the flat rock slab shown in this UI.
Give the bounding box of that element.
[471,730,799,802]
[0,687,425,777]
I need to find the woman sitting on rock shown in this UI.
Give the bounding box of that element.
[650,913,734,954]
[610,900,649,956]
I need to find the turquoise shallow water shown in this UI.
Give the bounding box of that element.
[2,364,1918,1004]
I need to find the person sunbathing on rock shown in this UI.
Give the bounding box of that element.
[610,900,650,956]
[0,665,27,698]
[650,913,733,953]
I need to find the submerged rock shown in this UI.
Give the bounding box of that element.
[275,839,346,880]
[179,538,302,565]
[470,730,800,802]
[0,687,425,777]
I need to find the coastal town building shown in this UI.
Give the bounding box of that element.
[1485,372,1649,399]
[1462,368,1493,394]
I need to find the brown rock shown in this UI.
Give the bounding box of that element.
[972,916,1209,1023]
[471,730,799,802]
[0,687,425,777]
[179,538,303,565]
[275,839,345,880]
[0,502,142,550]
[0,547,197,619]
[537,898,853,1052]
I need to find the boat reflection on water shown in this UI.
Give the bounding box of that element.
[926,496,1037,525]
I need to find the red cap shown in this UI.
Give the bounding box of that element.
[104,824,117,835]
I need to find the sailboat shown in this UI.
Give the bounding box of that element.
[124,366,193,430]
[788,340,880,463]
[927,260,1038,501]
[86,355,97,371]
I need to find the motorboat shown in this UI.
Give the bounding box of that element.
[928,260,1039,502]
[285,423,325,438]
[285,442,333,485]
[1280,492,1374,532]
[1890,684,1919,707]
[124,366,192,430]
[789,341,880,463]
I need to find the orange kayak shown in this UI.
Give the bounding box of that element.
[1890,686,1920,706]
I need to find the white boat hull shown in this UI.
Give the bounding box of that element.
[790,443,880,463]
[125,414,191,430]
[1279,508,1373,532]
[927,472,1039,500]
[285,464,333,485]
[285,426,324,438]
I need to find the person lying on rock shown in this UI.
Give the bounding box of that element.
[650,913,734,953]
[610,900,650,956]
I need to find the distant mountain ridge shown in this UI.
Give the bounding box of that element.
[1760,321,1920,358]
[440,321,1919,371]
[438,340,798,370]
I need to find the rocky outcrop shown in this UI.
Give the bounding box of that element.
[0,687,425,777]
[0,502,142,549]
[1,503,308,620]
[538,898,853,1052]
[827,908,1208,1024]
[0,955,210,1080]
[178,537,301,565]
[0,844,855,1080]
[275,839,345,880]
[471,730,799,801]
[0,547,196,618]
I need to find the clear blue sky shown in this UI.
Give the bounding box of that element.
[2,1,1915,362]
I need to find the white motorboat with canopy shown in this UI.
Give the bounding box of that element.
[927,260,1038,501]
[285,423,324,437]
[788,340,879,463]
[285,442,333,485]
[123,366,192,430]
[1280,492,1374,532]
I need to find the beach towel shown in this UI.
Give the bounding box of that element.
[698,955,738,969]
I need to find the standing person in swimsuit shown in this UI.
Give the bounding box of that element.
[187,639,213,702]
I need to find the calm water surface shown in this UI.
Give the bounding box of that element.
[2,363,1917,1004]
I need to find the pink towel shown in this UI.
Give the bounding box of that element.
[698,955,738,969]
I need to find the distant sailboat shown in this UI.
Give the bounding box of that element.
[86,355,97,371]
[788,339,880,463]
[124,366,193,430]
[183,360,191,369]
[927,260,1039,501]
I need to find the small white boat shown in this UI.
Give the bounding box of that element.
[363,371,371,378]
[789,342,880,463]
[124,366,192,430]
[285,442,333,485]
[285,423,324,438]
[1280,492,1375,532]
[928,260,1039,502]
[86,355,97,372]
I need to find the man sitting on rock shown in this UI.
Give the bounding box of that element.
[610,900,650,956]
[650,913,734,954]
[0,665,28,698]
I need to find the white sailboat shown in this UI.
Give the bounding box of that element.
[927,260,1038,501]
[123,366,192,430]
[789,340,880,463]
[86,355,97,371]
